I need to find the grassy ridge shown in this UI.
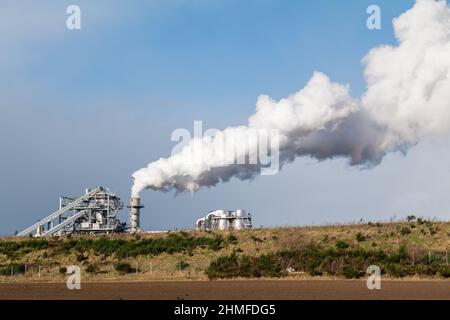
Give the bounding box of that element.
[0,218,449,280]
[0,232,225,259]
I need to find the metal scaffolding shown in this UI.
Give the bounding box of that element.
[17,186,126,237]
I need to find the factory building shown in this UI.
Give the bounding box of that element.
[196,210,252,231]
[16,185,251,237]
[16,187,128,237]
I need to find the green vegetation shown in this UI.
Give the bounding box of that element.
[250,235,263,243]
[400,226,412,236]
[0,232,224,260]
[85,264,97,274]
[0,219,448,281]
[226,234,238,245]
[0,263,26,276]
[92,233,223,259]
[207,243,450,279]
[207,252,284,279]
[114,262,133,274]
[89,233,223,259]
[0,239,50,259]
[355,232,366,242]
[439,266,450,278]
[335,240,349,249]
[177,260,190,271]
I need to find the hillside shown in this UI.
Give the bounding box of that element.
[0,217,449,281]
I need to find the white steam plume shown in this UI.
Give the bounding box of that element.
[132,0,450,197]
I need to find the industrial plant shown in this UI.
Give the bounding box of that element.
[16,186,252,236]
[196,210,252,231]
[16,187,128,237]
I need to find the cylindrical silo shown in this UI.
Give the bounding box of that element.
[231,218,245,230]
[217,210,230,230]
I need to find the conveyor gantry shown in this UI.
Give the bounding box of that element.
[16,186,125,237]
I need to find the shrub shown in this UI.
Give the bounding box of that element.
[257,253,284,277]
[335,240,349,249]
[0,239,50,259]
[226,234,238,245]
[356,232,366,242]
[428,226,438,235]
[0,263,26,276]
[415,264,437,276]
[177,261,190,271]
[341,265,365,279]
[207,243,448,280]
[400,226,411,236]
[97,233,224,259]
[386,264,414,277]
[85,264,97,274]
[250,235,263,243]
[0,234,226,260]
[387,245,409,263]
[206,253,240,279]
[59,267,67,274]
[114,262,133,274]
[206,253,285,279]
[438,266,450,278]
[76,254,87,262]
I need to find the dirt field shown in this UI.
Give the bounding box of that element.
[0,280,448,300]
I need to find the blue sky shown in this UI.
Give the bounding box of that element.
[2,0,449,235]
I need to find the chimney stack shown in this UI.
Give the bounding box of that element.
[128,197,143,233]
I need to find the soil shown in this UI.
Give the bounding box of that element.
[0,280,448,300]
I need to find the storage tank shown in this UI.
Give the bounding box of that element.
[231,218,245,230]
[217,211,231,230]
[235,209,246,217]
[196,209,252,231]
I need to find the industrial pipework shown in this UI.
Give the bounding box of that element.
[16,186,126,237]
[196,209,252,231]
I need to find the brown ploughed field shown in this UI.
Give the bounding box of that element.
[0,280,448,300]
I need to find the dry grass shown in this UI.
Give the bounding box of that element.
[0,219,449,282]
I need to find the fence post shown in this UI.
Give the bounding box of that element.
[446,250,448,266]
[428,251,431,263]
[38,265,41,278]
[412,252,415,266]
[11,266,13,276]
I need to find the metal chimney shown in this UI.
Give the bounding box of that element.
[128,197,144,233]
